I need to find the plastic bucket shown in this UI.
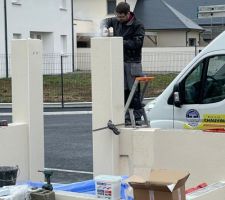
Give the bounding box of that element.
[95,175,121,200]
[0,166,18,187]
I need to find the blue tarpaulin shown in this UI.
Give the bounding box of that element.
[26,180,95,194]
[25,176,133,200]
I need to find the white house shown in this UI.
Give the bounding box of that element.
[0,0,75,76]
[0,0,73,54]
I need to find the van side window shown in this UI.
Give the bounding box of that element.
[184,62,204,104]
[203,55,225,104]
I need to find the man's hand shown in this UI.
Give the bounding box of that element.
[101,27,109,37]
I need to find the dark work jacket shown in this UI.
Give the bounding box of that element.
[102,13,145,63]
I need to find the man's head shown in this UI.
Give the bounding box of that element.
[115,2,131,23]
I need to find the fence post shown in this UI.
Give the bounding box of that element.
[195,43,197,56]
[60,55,64,108]
[4,0,9,78]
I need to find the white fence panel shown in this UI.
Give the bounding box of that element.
[77,47,203,72]
[142,47,198,73]
[0,47,204,77]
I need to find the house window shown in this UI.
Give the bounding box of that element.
[60,0,67,10]
[107,0,116,14]
[189,38,197,47]
[61,35,67,54]
[36,35,42,40]
[30,32,42,40]
[11,0,21,5]
[13,33,22,39]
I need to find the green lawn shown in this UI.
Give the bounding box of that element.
[0,72,177,103]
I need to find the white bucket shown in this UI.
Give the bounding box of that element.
[95,175,122,200]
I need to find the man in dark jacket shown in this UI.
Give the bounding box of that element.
[101,2,145,125]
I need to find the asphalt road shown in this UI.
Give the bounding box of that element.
[0,111,93,184]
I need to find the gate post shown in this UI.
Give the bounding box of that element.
[91,37,124,176]
[11,39,44,181]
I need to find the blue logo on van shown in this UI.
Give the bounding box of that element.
[186,109,200,127]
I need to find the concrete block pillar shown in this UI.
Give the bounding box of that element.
[91,37,124,176]
[11,39,44,181]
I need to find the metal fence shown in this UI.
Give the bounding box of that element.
[0,47,201,104]
[42,54,91,104]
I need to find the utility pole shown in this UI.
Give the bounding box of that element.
[71,0,75,72]
[4,0,9,78]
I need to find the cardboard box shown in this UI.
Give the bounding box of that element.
[128,169,190,200]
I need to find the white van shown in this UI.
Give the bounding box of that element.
[145,31,225,130]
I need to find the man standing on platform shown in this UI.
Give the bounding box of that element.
[101,2,145,125]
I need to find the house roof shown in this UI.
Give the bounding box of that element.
[164,0,225,25]
[134,0,203,30]
[134,0,225,29]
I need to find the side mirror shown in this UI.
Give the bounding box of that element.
[174,91,181,107]
[173,83,182,107]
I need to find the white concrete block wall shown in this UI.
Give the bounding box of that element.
[153,130,225,186]
[119,128,225,188]
[0,124,29,182]
[119,128,156,179]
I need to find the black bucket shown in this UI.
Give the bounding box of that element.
[0,166,18,187]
